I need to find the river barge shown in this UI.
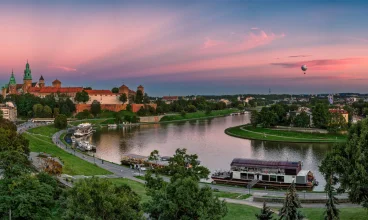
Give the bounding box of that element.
[74,123,94,137]
[211,158,318,190]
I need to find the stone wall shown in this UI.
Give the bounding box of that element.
[132,104,157,112]
[75,103,157,113]
[139,115,164,123]
[86,94,122,105]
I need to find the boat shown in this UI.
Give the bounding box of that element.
[108,124,118,128]
[74,123,93,137]
[76,141,95,151]
[211,158,318,190]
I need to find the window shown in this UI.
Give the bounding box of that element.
[248,174,254,179]
[262,175,269,181]
[270,175,277,182]
[277,176,284,182]
[240,173,247,179]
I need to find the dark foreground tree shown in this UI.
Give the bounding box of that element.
[75,90,89,103]
[320,119,368,208]
[90,100,101,116]
[62,177,143,220]
[0,150,32,178]
[119,93,128,104]
[256,202,275,220]
[54,114,68,129]
[279,182,304,220]
[144,176,227,220]
[293,111,310,128]
[324,176,339,220]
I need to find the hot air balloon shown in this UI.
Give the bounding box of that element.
[301,65,307,74]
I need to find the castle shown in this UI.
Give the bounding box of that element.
[2,61,154,113]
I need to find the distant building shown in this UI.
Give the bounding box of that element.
[0,102,17,121]
[162,96,179,104]
[329,109,349,123]
[219,99,231,106]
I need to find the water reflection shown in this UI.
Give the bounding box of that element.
[91,115,330,190]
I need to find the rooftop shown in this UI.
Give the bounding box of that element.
[231,158,301,169]
[85,90,114,95]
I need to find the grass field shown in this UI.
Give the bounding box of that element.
[226,125,347,143]
[24,127,111,176]
[160,109,237,122]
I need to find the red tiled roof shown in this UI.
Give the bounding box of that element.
[85,90,114,95]
[162,96,179,101]
[29,86,83,93]
[329,109,348,114]
[129,89,136,94]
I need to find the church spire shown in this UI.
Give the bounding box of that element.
[24,60,32,80]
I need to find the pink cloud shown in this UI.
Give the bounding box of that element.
[200,30,285,55]
[251,27,259,30]
[271,57,368,71]
[49,65,77,72]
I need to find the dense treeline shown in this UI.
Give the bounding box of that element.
[5,93,75,118]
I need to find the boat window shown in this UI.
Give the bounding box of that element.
[240,173,247,179]
[285,169,297,175]
[270,175,276,182]
[248,174,254,179]
[262,175,269,181]
[277,176,284,182]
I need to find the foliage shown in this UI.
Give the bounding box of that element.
[119,93,128,103]
[111,87,119,93]
[319,119,368,208]
[250,110,259,127]
[259,108,278,128]
[54,114,67,129]
[148,150,160,165]
[256,202,275,220]
[249,99,257,107]
[186,104,197,113]
[91,100,101,116]
[83,87,92,90]
[181,110,186,117]
[293,111,310,128]
[143,93,150,104]
[324,177,339,220]
[125,115,139,123]
[205,106,212,115]
[144,149,226,220]
[40,157,63,176]
[279,182,304,220]
[312,103,330,129]
[62,177,143,220]
[114,112,123,124]
[0,174,56,219]
[33,103,44,117]
[135,90,144,104]
[126,104,132,112]
[327,112,347,133]
[53,107,59,117]
[75,90,89,103]
[0,127,30,155]
[75,109,93,119]
[237,103,244,110]
[0,150,32,178]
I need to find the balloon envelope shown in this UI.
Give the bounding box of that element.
[301,65,307,71]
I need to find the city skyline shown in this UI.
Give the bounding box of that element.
[1,0,368,95]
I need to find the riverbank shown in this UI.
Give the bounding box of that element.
[225,125,347,143]
[158,109,237,123]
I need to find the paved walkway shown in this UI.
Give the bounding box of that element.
[19,122,356,208]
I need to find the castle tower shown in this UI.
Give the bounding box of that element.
[23,61,33,92]
[52,79,61,88]
[137,85,144,94]
[119,84,129,95]
[8,70,17,94]
[39,75,45,88]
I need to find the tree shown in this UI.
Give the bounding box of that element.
[43,105,52,118]
[144,149,227,220]
[205,106,212,115]
[250,110,259,127]
[62,177,143,220]
[217,101,227,110]
[0,150,32,178]
[111,87,119,93]
[294,112,310,128]
[327,112,347,133]
[114,112,123,124]
[249,99,257,107]
[135,90,144,104]
[53,107,59,117]
[143,93,150,104]
[256,202,275,220]
[126,104,132,112]
[0,109,2,118]
[259,108,278,128]
[237,103,244,110]
[75,90,89,103]
[181,110,186,117]
[324,177,339,220]
[312,103,330,129]
[119,93,128,104]
[320,119,368,208]
[143,176,227,220]
[33,103,44,117]
[54,114,68,129]
[0,174,56,219]
[279,182,304,220]
[83,87,92,90]
[0,128,30,155]
[91,100,101,116]
[186,104,197,113]
[148,150,160,165]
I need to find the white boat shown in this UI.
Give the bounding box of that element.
[74,123,93,137]
[108,124,118,128]
[77,141,94,151]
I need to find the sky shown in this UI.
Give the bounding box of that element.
[1,0,368,96]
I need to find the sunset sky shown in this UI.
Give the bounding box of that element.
[1,0,368,95]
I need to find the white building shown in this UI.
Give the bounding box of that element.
[0,102,17,121]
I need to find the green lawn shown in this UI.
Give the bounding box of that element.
[226,125,347,143]
[224,203,262,220]
[28,125,60,137]
[24,127,111,176]
[301,207,368,220]
[109,178,150,203]
[160,109,237,122]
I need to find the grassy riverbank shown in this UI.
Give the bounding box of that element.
[24,125,111,175]
[160,109,237,122]
[226,125,347,143]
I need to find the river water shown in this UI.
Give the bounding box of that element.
[90,114,331,190]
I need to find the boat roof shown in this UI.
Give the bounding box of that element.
[231,158,301,169]
[122,153,148,160]
[297,170,310,176]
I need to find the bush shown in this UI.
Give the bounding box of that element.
[54,114,68,129]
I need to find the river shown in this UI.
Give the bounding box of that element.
[89,114,331,190]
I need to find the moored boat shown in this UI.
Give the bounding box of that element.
[74,123,93,137]
[211,158,318,190]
